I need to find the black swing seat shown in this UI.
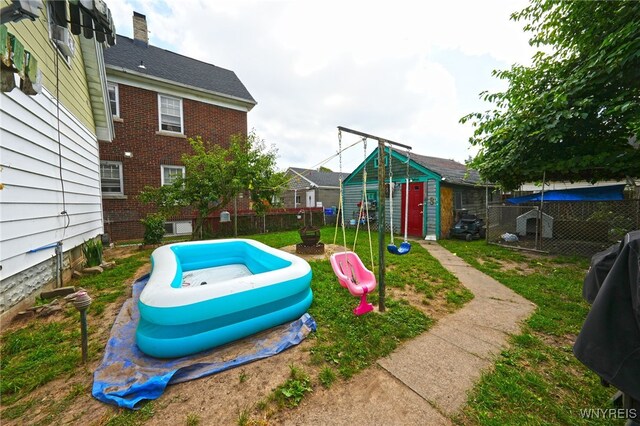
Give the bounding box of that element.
[387,241,411,255]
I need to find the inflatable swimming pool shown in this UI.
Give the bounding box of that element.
[136,239,313,358]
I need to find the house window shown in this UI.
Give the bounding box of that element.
[100,161,123,195]
[158,94,183,133]
[47,1,75,63]
[107,82,119,117]
[295,195,301,205]
[161,165,185,186]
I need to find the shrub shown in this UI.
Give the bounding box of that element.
[83,239,103,267]
[141,213,166,245]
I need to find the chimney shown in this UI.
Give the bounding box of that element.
[132,12,148,45]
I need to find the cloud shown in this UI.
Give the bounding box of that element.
[106,0,535,172]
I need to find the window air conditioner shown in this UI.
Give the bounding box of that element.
[51,25,75,58]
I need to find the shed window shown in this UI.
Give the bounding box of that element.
[454,192,463,209]
[373,155,389,168]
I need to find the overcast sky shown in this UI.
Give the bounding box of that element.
[107,0,536,173]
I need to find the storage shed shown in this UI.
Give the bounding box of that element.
[342,147,492,240]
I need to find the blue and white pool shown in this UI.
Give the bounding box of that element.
[136,239,313,358]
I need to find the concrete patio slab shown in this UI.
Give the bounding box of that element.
[282,368,452,426]
[377,241,536,416]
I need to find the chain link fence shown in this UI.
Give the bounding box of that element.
[487,200,640,257]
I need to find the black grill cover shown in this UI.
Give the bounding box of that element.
[574,231,640,401]
[583,242,623,304]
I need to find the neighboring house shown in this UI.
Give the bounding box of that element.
[283,167,342,209]
[0,0,116,316]
[343,147,494,240]
[100,12,256,241]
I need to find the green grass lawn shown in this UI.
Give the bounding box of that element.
[4,230,616,425]
[439,240,620,426]
[0,251,151,408]
[249,227,470,378]
[0,227,469,424]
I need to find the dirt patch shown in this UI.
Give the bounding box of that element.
[477,257,537,275]
[387,286,451,321]
[90,263,152,350]
[280,243,350,261]
[103,245,142,261]
[9,342,318,426]
[537,332,577,348]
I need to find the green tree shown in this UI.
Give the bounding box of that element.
[462,0,640,189]
[140,132,286,239]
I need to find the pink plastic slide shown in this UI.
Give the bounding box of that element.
[329,251,377,315]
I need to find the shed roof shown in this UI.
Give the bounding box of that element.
[344,147,484,186]
[410,153,482,186]
[104,35,256,105]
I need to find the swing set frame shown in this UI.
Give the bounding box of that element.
[336,126,412,312]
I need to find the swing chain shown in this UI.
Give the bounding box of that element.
[404,149,411,243]
[338,129,343,177]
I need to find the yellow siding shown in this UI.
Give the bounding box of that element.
[3,0,95,132]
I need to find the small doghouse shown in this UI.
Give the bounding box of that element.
[516,210,553,239]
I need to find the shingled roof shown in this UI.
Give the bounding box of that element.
[411,152,482,186]
[287,168,342,188]
[104,35,256,105]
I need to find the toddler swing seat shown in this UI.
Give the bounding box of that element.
[329,251,377,315]
[386,145,412,256]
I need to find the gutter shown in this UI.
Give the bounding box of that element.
[105,65,257,111]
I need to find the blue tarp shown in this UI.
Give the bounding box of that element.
[92,275,316,409]
[506,184,626,205]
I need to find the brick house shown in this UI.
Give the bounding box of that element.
[99,13,256,241]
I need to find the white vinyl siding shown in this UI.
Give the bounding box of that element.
[0,87,103,282]
[100,161,123,194]
[107,82,119,117]
[161,165,185,186]
[158,94,183,133]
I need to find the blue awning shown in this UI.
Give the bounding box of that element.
[506,184,626,205]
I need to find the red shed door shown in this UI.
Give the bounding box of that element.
[402,182,424,237]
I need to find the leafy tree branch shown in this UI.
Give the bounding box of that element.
[139,132,286,239]
[462,0,640,189]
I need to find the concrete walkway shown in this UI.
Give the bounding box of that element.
[286,241,536,425]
